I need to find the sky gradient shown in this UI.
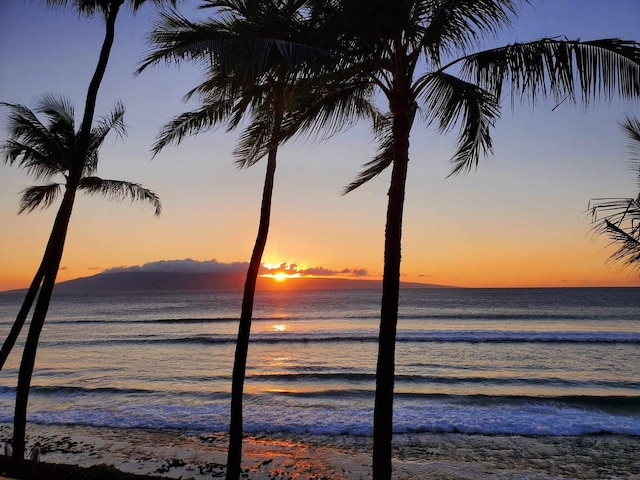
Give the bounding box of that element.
[1,0,639,291]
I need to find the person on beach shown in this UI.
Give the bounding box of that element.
[3,439,11,457]
[29,442,41,462]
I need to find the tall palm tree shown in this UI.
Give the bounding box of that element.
[141,0,376,479]
[0,0,178,371]
[1,95,162,465]
[137,2,374,478]
[309,1,640,478]
[589,116,640,277]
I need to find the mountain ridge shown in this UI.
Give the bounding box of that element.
[2,271,454,294]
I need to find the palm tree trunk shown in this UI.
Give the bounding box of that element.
[0,265,44,371]
[78,0,122,146]
[8,1,122,470]
[372,106,412,480]
[226,147,278,480]
[11,181,79,466]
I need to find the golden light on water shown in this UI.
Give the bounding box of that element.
[272,324,288,332]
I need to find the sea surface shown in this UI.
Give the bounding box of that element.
[0,287,639,438]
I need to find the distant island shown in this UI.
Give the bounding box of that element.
[2,271,452,294]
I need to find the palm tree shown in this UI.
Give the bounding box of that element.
[137,2,374,478]
[308,1,640,478]
[0,0,178,371]
[1,95,162,465]
[589,116,640,277]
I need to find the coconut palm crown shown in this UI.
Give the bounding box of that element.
[2,96,161,216]
[590,116,640,277]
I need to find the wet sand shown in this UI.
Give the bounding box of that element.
[1,422,638,479]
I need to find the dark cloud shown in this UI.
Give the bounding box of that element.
[103,259,249,275]
[59,266,68,271]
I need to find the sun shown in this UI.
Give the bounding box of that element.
[273,272,288,282]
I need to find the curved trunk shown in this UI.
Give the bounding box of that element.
[225,120,281,480]
[11,179,79,466]
[1,0,121,375]
[372,106,412,480]
[8,1,121,470]
[78,1,122,146]
[0,265,44,371]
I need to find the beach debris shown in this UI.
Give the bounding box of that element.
[155,457,186,473]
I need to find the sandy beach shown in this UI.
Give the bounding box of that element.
[1,422,638,479]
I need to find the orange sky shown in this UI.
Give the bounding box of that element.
[1,1,639,291]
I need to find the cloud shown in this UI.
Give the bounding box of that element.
[102,259,370,278]
[103,259,249,275]
[88,267,101,271]
[261,263,368,277]
[59,266,68,271]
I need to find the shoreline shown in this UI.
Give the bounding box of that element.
[2,423,639,479]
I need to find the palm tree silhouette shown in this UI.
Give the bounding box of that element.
[1,95,161,465]
[137,2,374,478]
[0,1,174,465]
[0,0,177,370]
[590,116,640,277]
[310,1,640,478]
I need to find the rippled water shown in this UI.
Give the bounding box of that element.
[1,287,638,436]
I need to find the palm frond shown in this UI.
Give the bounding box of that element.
[140,10,314,76]
[17,183,62,214]
[85,102,127,176]
[89,101,127,146]
[45,0,179,17]
[601,219,640,276]
[36,93,76,132]
[79,177,162,216]
[419,0,527,65]
[588,115,640,277]
[343,115,394,194]
[461,38,640,106]
[138,2,333,80]
[233,112,274,168]
[152,98,236,155]
[281,75,378,144]
[620,115,640,188]
[128,0,179,12]
[417,72,500,175]
[589,196,640,276]
[1,101,70,179]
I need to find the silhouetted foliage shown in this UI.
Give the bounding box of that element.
[2,0,175,464]
[1,96,161,465]
[589,116,640,277]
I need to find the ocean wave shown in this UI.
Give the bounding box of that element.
[0,384,231,400]
[1,392,638,437]
[42,330,640,348]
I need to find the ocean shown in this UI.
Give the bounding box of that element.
[0,287,639,439]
